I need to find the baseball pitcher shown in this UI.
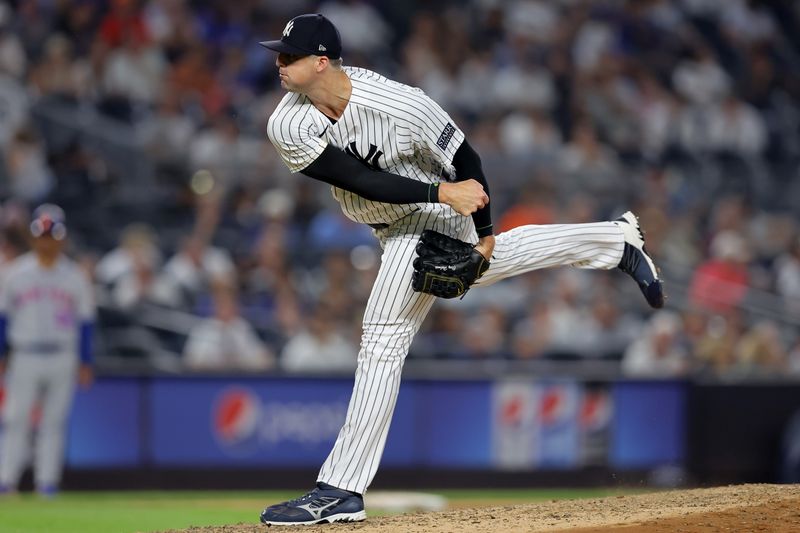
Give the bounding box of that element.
[258,14,664,525]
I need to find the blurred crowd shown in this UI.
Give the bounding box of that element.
[0,0,799,378]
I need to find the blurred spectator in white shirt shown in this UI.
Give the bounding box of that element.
[672,46,731,105]
[676,102,716,153]
[143,0,200,48]
[189,115,269,187]
[138,91,196,169]
[622,311,690,377]
[281,301,357,373]
[0,73,28,147]
[102,32,165,105]
[643,0,686,31]
[707,94,767,155]
[559,120,622,197]
[183,283,275,371]
[319,0,391,57]
[28,34,91,100]
[152,234,236,308]
[505,0,558,45]
[544,271,593,357]
[452,51,495,115]
[96,223,161,287]
[720,0,777,45]
[572,19,614,74]
[95,223,163,310]
[0,4,25,78]
[401,11,441,88]
[491,61,555,112]
[109,250,161,311]
[4,127,53,202]
[631,72,679,158]
[498,110,563,156]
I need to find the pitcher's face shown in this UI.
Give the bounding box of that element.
[276,53,316,92]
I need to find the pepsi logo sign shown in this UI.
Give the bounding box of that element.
[212,387,260,445]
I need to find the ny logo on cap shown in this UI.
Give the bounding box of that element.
[319,44,327,51]
[283,20,294,37]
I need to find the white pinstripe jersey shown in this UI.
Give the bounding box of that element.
[267,67,465,225]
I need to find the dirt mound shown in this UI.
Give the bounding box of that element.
[172,483,800,533]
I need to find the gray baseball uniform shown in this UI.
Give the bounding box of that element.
[0,252,95,491]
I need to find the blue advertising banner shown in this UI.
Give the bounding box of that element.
[610,381,687,468]
[150,378,353,466]
[414,380,492,467]
[66,379,142,466]
[149,378,494,467]
[0,375,686,470]
[380,381,418,467]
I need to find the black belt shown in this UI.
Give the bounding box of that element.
[367,207,421,231]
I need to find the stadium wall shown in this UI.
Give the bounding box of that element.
[2,376,798,489]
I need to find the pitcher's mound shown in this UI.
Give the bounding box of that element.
[177,483,800,532]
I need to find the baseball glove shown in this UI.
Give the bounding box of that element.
[411,230,490,299]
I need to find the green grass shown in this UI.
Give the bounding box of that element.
[0,488,643,533]
[0,491,280,533]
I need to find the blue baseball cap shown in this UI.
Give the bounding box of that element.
[259,14,342,59]
[30,203,67,240]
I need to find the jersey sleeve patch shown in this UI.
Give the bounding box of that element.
[436,122,457,151]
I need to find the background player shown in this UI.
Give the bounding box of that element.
[258,14,663,525]
[0,204,96,496]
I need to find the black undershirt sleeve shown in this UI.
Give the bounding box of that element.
[301,140,493,238]
[301,145,441,204]
[452,139,494,237]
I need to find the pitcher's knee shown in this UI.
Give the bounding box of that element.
[357,345,408,365]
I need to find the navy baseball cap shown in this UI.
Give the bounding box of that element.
[30,203,67,240]
[259,14,342,59]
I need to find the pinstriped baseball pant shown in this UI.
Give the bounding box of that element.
[317,211,624,493]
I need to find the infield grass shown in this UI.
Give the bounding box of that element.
[0,488,644,533]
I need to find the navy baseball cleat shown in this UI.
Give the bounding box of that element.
[615,211,665,309]
[260,482,366,526]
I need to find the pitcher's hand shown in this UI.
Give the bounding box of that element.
[438,180,489,216]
